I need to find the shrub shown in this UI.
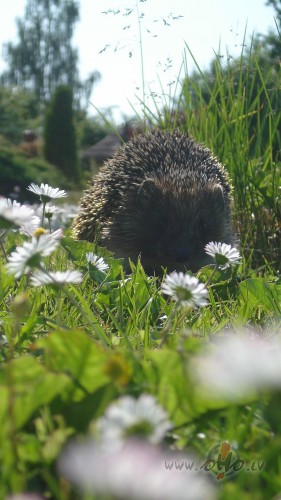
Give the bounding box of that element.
[0,145,69,202]
[44,85,80,183]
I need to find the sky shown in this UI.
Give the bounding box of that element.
[1,0,277,123]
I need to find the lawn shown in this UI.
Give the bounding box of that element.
[0,45,281,500]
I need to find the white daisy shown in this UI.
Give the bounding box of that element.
[0,198,35,230]
[40,203,59,219]
[204,241,241,269]
[6,229,63,278]
[27,183,67,202]
[45,203,78,230]
[0,198,21,209]
[86,252,109,273]
[30,269,83,287]
[58,439,215,500]
[19,215,40,236]
[96,394,171,447]
[194,333,281,400]
[162,272,208,307]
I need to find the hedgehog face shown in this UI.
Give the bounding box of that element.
[73,130,235,275]
[102,178,233,274]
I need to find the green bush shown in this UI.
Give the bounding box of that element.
[144,41,281,271]
[44,85,80,183]
[0,145,69,202]
[0,86,40,145]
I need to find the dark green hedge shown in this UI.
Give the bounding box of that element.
[44,85,80,182]
[0,146,69,202]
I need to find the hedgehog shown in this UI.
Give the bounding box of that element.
[72,129,235,274]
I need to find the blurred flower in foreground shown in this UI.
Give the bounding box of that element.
[50,203,78,230]
[194,333,281,400]
[19,216,40,237]
[0,198,35,230]
[30,269,83,288]
[162,272,208,307]
[86,252,109,273]
[27,183,67,202]
[204,241,241,269]
[32,202,78,230]
[97,394,171,447]
[6,229,63,278]
[58,439,215,500]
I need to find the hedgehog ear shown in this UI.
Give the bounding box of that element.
[209,184,225,210]
[137,179,159,208]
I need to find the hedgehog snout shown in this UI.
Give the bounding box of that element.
[171,243,193,263]
[164,237,198,263]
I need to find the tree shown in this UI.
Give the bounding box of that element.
[44,85,79,182]
[1,0,100,107]
[0,87,40,144]
[264,0,281,65]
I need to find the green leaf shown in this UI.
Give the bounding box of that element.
[239,278,281,314]
[0,356,69,430]
[60,237,95,263]
[37,329,110,400]
[17,433,42,464]
[144,349,195,426]
[0,264,16,302]
[0,386,8,427]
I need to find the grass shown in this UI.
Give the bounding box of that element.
[0,41,281,499]
[138,37,281,271]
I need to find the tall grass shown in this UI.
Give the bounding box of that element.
[138,37,281,272]
[0,33,281,500]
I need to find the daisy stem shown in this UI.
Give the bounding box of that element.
[35,265,110,347]
[41,201,46,227]
[62,286,110,348]
[6,341,21,486]
[205,265,219,287]
[0,237,8,261]
[160,301,180,348]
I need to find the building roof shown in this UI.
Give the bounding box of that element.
[81,133,123,163]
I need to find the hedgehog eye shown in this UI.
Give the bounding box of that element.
[137,179,159,210]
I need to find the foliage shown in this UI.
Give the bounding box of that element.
[0,0,100,107]
[0,146,69,201]
[265,0,281,64]
[75,112,116,149]
[0,86,40,144]
[44,85,80,183]
[181,37,281,159]
[142,38,281,271]
[0,220,280,498]
[0,7,281,498]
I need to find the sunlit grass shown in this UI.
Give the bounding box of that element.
[137,38,281,272]
[0,38,281,499]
